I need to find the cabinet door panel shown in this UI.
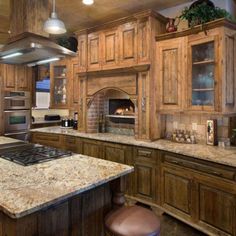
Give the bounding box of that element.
[72,62,79,105]
[119,22,137,66]
[138,19,150,64]
[82,140,102,159]
[17,66,31,91]
[3,64,16,90]
[162,168,192,217]
[88,33,101,71]
[104,146,125,164]
[103,29,118,68]
[78,34,87,72]
[199,184,235,235]
[156,37,185,111]
[134,162,156,202]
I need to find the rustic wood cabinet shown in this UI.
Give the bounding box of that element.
[31,131,236,236]
[87,32,102,71]
[1,64,32,92]
[156,37,186,111]
[77,34,87,73]
[156,20,236,115]
[119,22,137,66]
[50,59,69,109]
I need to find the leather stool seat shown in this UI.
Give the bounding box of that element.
[105,205,160,236]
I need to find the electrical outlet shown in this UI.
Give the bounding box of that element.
[192,123,197,131]
[173,121,178,129]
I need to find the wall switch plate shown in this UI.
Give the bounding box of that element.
[192,123,197,131]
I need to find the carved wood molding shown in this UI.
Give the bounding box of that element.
[75,9,166,35]
[77,64,150,77]
[156,18,236,42]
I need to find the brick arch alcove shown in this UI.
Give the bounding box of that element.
[87,88,138,135]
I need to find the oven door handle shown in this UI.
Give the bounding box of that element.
[4,131,28,135]
[4,96,29,100]
[4,110,30,113]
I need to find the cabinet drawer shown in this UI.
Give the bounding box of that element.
[163,153,236,181]
[135,148,157,163]
[32,133,61,148]
[64,136,76,145]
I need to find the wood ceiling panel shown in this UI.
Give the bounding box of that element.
[0,0,190,44]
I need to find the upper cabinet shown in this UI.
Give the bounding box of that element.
[156,20,236,115]
[102,27,119,69]
[50,59,69,109]
[187,32,219,112]
[87,32,102,71]
[76,10,167,73]
[119,22,137,66]
[156,37,186,111]
[1,64,32,92]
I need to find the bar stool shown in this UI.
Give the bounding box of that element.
[105,205,161,236]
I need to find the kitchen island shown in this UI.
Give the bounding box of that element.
[0,136,133,236]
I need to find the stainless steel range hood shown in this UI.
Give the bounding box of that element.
[0,32,76,66]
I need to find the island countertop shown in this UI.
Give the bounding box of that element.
[0,142,133,219]
[31,127,236,168]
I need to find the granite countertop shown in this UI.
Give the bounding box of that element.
[31,127,236,168]
[0,145,133,219]
[32,120,61,124]
[0,136,24,145]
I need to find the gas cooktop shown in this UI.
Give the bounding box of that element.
[0,143,72,166]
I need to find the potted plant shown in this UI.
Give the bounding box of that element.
[180,0,234,27]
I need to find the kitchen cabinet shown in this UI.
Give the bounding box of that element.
[31,132,63,148]
[81,138,104,159]
[119,22,137,66]
[50,59,69,109]
[156,20,236,115]
[77,34,87,73]
[69,57,79,108]
[102,28,119,69]
[161,165,193,221]
[137,18,150,64]
[87,32,102,71]
[31,131,236,235]
[2,64,32,91]
[156,37,186,112]
[197,182,235,236]
[187,32,219,112]
[133,148,158,203]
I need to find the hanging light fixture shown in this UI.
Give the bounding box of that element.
[82,0,94,5]
[43,0,67,34]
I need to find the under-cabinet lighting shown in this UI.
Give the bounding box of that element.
[27,57,60,67]
[82,0,94,5]
[1,52,23,59]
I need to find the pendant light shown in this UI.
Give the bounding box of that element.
[43,0,67,34]
[82,0,94,5]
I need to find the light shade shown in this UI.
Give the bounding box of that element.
[82,0,94,5]
[43,12,67,35]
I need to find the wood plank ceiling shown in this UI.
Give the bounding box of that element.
[0,0,191,44]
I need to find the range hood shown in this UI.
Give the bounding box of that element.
[0,32,76,66]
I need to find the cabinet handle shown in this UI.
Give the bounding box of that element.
[138,150,151,157]
[168,160,181,165]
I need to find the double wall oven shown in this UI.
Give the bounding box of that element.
[4,91,31,141]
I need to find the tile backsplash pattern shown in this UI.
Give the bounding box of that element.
[161,114,231,144]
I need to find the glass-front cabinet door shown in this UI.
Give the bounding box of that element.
[188,36,219,111]
[50,60,68,108]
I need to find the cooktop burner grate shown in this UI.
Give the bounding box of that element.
[0,144,72,166]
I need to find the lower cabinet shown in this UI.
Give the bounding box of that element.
[197,179,236,236]
[161,166,193,221]
[133,162,157,203]
[81,139,103,159]
[31,132,236,236]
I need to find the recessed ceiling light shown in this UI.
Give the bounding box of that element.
[82,0,94,5]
